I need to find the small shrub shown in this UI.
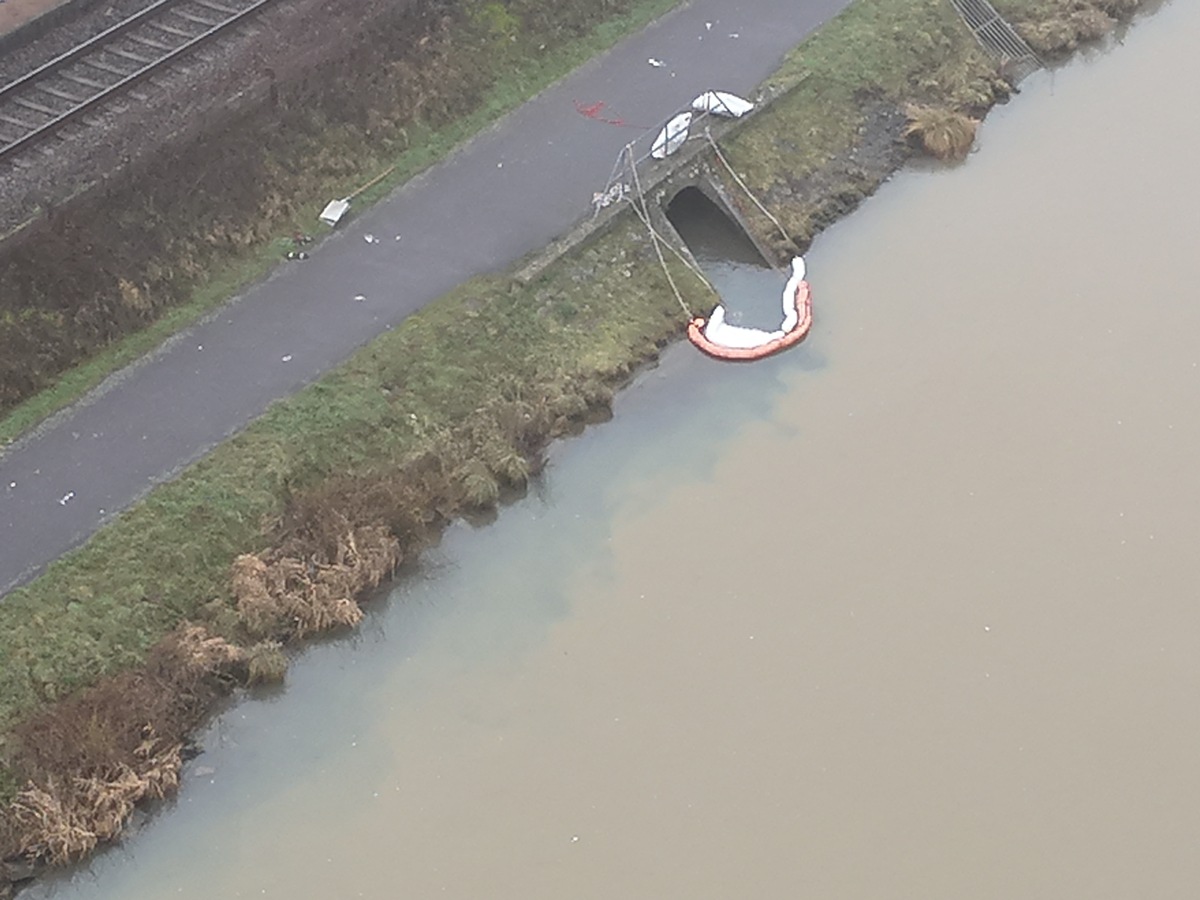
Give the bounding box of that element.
[231,526,398,640]
[903,104,978,161]
[246,642,288,685]
[459,459,500,508]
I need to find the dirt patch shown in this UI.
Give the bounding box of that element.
[768,100,912,252]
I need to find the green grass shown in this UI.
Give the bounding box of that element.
[0,0,681,451]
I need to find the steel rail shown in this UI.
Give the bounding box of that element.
[0,0,275,163]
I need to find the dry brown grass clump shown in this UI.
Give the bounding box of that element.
[246,642,288,685]
[1013,0,1141,56]
[903,104,980,161]
[6,747,180,866]
[231,524,400,640]
[1019,9,1113,53]
[0,626,246,867]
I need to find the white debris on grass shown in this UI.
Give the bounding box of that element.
[691,91,754,118]
[651,111,692,159]
[318,198,350,227]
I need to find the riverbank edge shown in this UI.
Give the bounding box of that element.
[0,0,1152,890]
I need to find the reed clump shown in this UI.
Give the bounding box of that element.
[903,103,980,160]
[0,626,246,867]
[232,524,400,641]
[245,642,289,685]
[1006,0,1136,55]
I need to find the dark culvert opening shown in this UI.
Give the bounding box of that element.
[665,187,784,330]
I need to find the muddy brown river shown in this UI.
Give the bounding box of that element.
[28,2,1200,897]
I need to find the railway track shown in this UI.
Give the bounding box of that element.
[0,0,276,164]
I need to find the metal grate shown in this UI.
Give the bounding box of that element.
[950,0,1043,83]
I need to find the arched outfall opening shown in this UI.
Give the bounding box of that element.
[665,186,767,269]
[664,186,783,331]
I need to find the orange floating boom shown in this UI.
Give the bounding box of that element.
[686,280,812,362]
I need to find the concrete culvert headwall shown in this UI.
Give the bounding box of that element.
[664,185,774,270]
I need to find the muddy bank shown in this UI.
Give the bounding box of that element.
[0,0,1155,891]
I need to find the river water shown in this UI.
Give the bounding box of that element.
[28,3,1200,897]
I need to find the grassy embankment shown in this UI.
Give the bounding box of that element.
[0,0,1148,881]
[0,0,682,445]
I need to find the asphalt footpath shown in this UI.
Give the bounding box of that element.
[0,0,853,597]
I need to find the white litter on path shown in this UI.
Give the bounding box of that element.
[59,491,75,506]
[281,355,293,362]
[648,57,665,67]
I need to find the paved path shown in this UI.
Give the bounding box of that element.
[0,0,852,597]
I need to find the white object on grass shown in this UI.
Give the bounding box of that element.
[319,198,350,227]
[651,112,692,159]
[691,91,755,118]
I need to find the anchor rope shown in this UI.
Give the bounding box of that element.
[703,128,794,251]
[624,143,695,319]
[622,190,716,297]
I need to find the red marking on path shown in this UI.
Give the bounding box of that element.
[574,99,646,129]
